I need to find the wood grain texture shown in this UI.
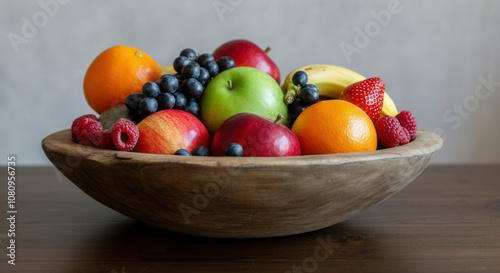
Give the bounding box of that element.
[1,165,499,273]
[41,130,442,238]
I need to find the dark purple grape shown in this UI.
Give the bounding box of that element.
[287,98,307,122]
[299,86,319,106]
[202,61,219,77]
[142,81,161,98]
[184,100,201,117]
[197,67,210,87]
[292,71,308,87]
[125,93,143,111]
[303,84,319,94]
[181,62,201,79]
[196,53,215,65]
[180,78,204,99]
[157,92,176,110]
[173,92,187,110]
[138,97,158,118]
[158,75,179,93]
[173,73,183,81]
[217,56,235,72]
[173,56,192,73]
[180,48,197,61]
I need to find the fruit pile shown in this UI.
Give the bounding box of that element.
[73,40,418,157]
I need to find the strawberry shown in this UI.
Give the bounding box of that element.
[339,77,385,123]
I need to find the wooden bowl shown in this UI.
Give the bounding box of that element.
[42,129,442,238]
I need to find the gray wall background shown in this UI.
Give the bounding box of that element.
[1,0,499,165]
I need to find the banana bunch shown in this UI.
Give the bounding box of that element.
[282,64,398,118]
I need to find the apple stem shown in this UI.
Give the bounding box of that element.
[274,114,284,124]
[265,47,271,54]
[228,80,233,90]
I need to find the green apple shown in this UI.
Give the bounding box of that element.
[200,66,288,135]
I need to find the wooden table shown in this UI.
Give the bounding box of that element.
[1,165,499,273]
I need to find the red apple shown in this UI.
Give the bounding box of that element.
[211,113,301,157]
[134,110,211,155]
[213,39,281,83]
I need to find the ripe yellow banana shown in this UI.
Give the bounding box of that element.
[282,64,365,99]
[160,64,176,75]
[380,91,398,118]
[281,64,398,118]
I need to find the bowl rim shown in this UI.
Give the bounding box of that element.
[42,129,443,168]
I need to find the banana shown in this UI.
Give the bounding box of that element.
[380,91,398,118]
[282,64,365,99]
[160,64,176,75]
[282,64,398,117]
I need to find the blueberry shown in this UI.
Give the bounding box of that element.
[225,143,243,157]
[174,149,192,156]
[158,75,179,93]
[217,56,235,72]
[196,53,215,66]
[202,61,219,77]
[197,67,210,87]
[157,92,176,110]
[138,97,158,117]
[142,81,161,98]
[125,93,143,111]
[292,71,308,87]
[181,62,201,79]
[299,86,319,106]
[180,78,204,99]
[180,48,197,62]
[173,92,187,110]
[184,100,201,117]
[173,56,192,73]
[192,146,211,156]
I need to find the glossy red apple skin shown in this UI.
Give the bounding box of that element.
[211,113,301,157]
[213,39,281,83]
[134,110,211,155]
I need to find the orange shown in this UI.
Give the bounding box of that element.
[83,45,162,114]
[292,100,377,155]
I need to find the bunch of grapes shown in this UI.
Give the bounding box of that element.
[286,71,320,127]
[125,48,235,120]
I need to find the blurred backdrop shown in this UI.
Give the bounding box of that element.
[1,0,499,165]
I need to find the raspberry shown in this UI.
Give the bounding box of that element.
[92,130,114,149]
[71,114,98,142]
[77,122,103,146]
[112,118,139,151]
[375,116,410,148]
[396,110,417,140]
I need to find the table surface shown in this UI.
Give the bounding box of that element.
[1,165,499,273]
